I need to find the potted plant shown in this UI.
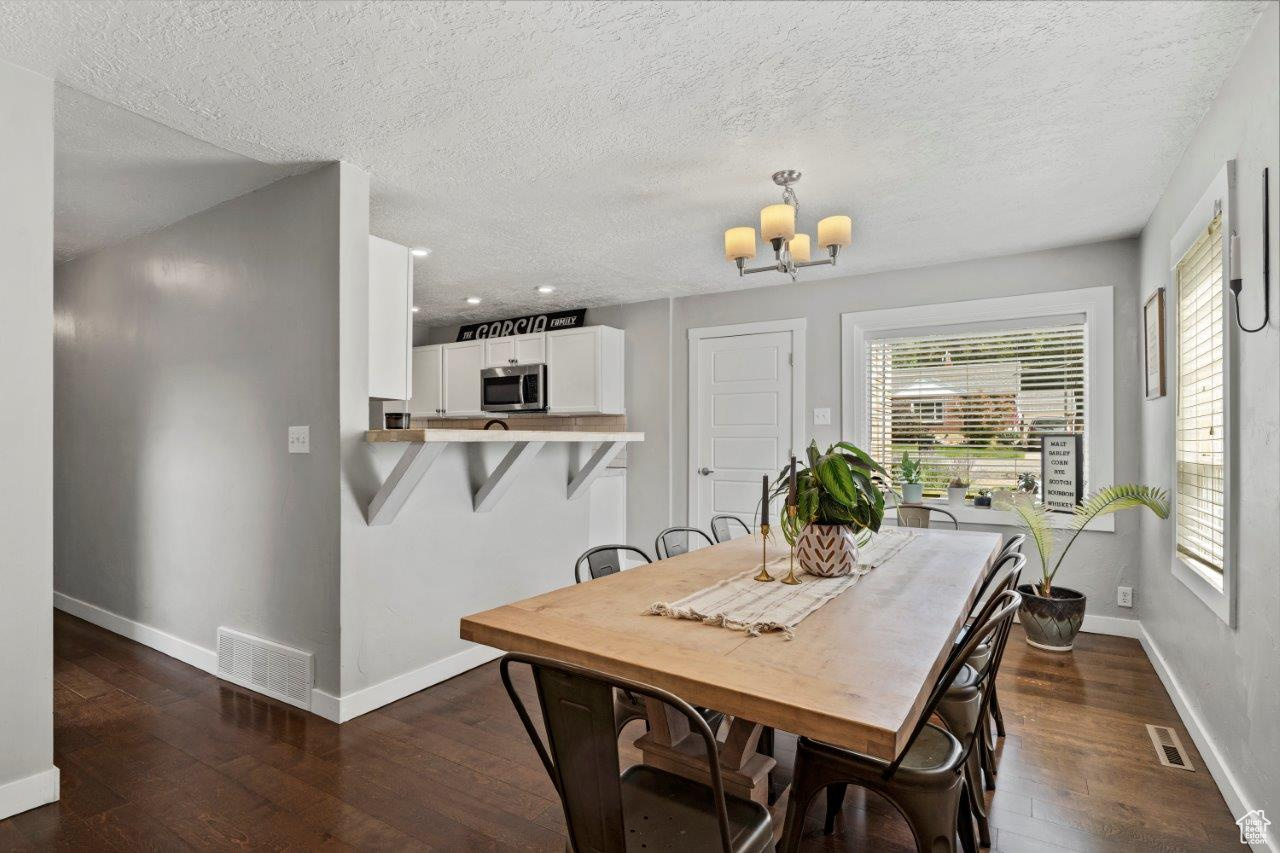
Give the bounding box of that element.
[1016,472,1039,496]
[973,488,992,508]
[896,451,924,504]
[947,475,970,507]
[772,440,887,577]
[1001,485,1169,651]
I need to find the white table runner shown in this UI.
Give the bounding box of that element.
[646,528,919,638]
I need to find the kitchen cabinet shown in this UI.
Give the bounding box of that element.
[368,235,413,400]
[409,345,442,416]
[441,340,486,416]
[484,333,546,367]
[547,326,624,414]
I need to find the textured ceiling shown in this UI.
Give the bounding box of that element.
[0,1,1267,327]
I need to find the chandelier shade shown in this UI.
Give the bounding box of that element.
[760,203,796,242]
[724,227,757,261]
[818,215,853,248]
[788,234,811,263]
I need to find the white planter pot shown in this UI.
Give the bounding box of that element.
[795,524,861,577]
[948,486,968,507]
[901,483,924,504]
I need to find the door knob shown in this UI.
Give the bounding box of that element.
[698,467,714,476]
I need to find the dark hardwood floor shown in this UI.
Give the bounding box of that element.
[0,611,1238,851]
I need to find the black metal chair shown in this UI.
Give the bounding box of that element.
[896,504,960,530]
[575,545,652,584]
[654,526,715,559]
[710,514,752,543]
[501,653,774,853]
[780,590,1023,853]
[996,533,1025,563]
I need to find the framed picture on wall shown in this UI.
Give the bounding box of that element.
[1144,288,1166,399]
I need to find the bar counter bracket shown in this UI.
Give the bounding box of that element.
[364,428,643,525]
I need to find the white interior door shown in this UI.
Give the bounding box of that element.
[691,327,800,532]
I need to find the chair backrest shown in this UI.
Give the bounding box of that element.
[885,589,1022,780]
[709,514,752,544]
[896,505,960,530]
[654,526,715,560]
[997,533,1026,561]
[500,653,735,853]
[970,551,1026,617]
[574,545,652,584]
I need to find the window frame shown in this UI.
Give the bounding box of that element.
[841,286,1115,532]
[1167,161,1237,627]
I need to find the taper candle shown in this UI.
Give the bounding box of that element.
[788,455,797,506]
[761,474,770,527]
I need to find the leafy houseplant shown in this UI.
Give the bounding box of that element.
[772,440,887,577]
[897,451,924,504]
[1001,485,1169,651]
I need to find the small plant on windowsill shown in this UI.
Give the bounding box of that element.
[999,486,1169,652]
[947,474,970,508]
[973,488,993,508]
[896,451,925,504]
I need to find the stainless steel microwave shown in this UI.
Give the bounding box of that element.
[481,363,548,412]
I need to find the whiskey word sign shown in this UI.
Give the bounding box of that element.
[1041,433,1083,512]
[457,309,585,341]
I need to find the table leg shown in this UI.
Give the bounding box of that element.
[635,700,776,805]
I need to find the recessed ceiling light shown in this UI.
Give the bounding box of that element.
[411,247,431,257]
[465,296,482,305]
[535,285,556,294]
[411,306,420,313]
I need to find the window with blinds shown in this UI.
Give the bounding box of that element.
[867,321,1087,495]
[1174,214,1224,576]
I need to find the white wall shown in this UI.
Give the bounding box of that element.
[1135,4,1278,825]
[54,164,353,695]
[0,59,58,819]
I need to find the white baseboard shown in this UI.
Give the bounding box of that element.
[1080,613,1141,639]
[318,644,502,724]
[1013,612,1141,639]
[0,766,59,821]
[1139,625,1274,853]
[53,591,218,674]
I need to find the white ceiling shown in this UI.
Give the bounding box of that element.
[1,1,1267,326]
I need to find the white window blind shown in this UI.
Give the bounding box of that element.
[1175,215,1224,575]
[867,321,1087,495]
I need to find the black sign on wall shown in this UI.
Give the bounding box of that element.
[456,309,586,341]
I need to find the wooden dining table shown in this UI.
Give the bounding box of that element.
[460,528,1002,805]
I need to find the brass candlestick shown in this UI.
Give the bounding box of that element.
[780,505,801,584]
[754,523,775,582]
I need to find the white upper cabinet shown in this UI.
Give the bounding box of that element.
[441,340,486,417]
[547,326,624,414]
[368,235,413,400]
[408,345,442,416]
[485,332,546,367]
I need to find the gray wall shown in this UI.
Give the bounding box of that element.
[54,164,349,694]
[1135,4,1278,819]
[0,59,57,815]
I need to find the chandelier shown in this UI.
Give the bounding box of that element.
[723,170,852,281]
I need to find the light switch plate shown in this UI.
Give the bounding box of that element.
[812,407,832,426]
[288,425,310,454]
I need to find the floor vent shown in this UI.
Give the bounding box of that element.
[1146,724,1194,771]
[216,627,312,711]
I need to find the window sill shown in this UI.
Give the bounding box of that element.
[1171,554,1232,626]
[887,501,1115,533]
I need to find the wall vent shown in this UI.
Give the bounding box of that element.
[216,627,312,710]
[1146,724,1194,771]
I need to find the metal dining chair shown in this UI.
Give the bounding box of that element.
[501,653,774,853]
[996,533,1026,563]
[710,514,752,543]
[574,545,652,584]
[896,504,960,530]
[654,526,715,559]
[781,590,1022,853]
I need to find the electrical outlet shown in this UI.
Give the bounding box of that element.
[1117,586,1133,608]
[288,425,310,454]
[812,407,832,426]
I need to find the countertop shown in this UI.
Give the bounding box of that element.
[366,428,643,443]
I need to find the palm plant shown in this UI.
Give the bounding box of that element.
[1001,484,1169,596]
[771,440,888,547]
